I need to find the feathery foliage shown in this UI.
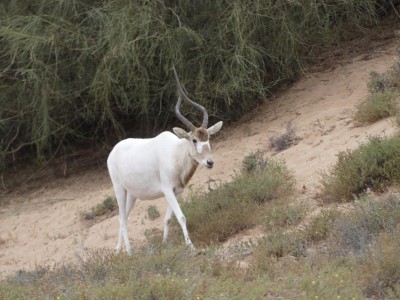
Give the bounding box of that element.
[0,0,391,178]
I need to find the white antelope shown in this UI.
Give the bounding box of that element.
[107,66,223,254]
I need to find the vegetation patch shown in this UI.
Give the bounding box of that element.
[2,194,400,298]
[82,196,118,221]
[328,194,400,255]
[301,209,338,242]
[367,63,400,94]
[269,121,302,151]
[354,62,400,124]
[354,89,400,123]
[263,201,308,231]
[0,0,393,179]
[320,135,400,202]
[254,229,307,261]
[147,205,160,221]
[176,153,295,246]
[358,232,400,298]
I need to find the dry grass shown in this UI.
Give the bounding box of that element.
[2,173,400,299]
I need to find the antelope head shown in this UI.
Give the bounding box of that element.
[172,66,223,169]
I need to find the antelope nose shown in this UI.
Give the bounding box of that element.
[207,159,214,167]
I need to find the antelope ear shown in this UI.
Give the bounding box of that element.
[173,127,190,139]
[207,121,223,136]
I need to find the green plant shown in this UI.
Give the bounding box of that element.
[263,202,308,231]
[3,195,400,299]
[269,121,301,151]
[178,156,295,246]
[367,62,400,94]
[253,229,307,261]
[329,194,400,255]
[320,135,400,202]
[0,0,387,180]
[302,209,338,242]
[82,196,118,220]
[358,232,400,298]
[353,90,399,124]
[147,205,160,221]
[355,62,400,124]
[241,151,268,174]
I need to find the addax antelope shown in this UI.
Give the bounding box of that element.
[107,66,223,254]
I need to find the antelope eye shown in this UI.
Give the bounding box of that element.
[192,138,197,144]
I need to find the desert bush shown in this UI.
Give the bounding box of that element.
[82,196,118,220]
[1,244,274,299]
[358,232,400,298]
[3,196,400,299]
[253,229,307,262]
[263,202,308,231]
[299,262,364,300]
[301,209,338,242]
[147,205,160,221]
[0,0,389,178]
[328,194,400,255]
[354,62,400,124]
[320,135,400,202]
[269,121,301,151]
[179,155,295,246]
[353,90,400,123]
[241,150,268,174]
[367,63,400,94]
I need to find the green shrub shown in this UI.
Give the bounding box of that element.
[301,209,338,242]
[299,262,364,300]
[263,202,308,231]
[320,135,400,202]
[0,0,388,177]
[179,156,295,246]
[329,194,400,255]
[367,63,400,94]
[269,121,301,151]
[2,195,400,299]
[147,205,160,221]
[358,232,400,298]
[253,229,307,262]
[241,151,268,174]
[82,196,118,220]
[355,62,400,124]
[353,90,399,123]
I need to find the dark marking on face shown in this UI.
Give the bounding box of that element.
[182,159,199,187]
[193,128,209,142]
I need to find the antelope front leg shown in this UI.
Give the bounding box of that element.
[162,189,195,250]
[163,205,173,242]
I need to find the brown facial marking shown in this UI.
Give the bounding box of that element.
[182,160,199,187]
[193,128,209,142]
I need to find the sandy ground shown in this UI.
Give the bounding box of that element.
[1,39,399,279]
